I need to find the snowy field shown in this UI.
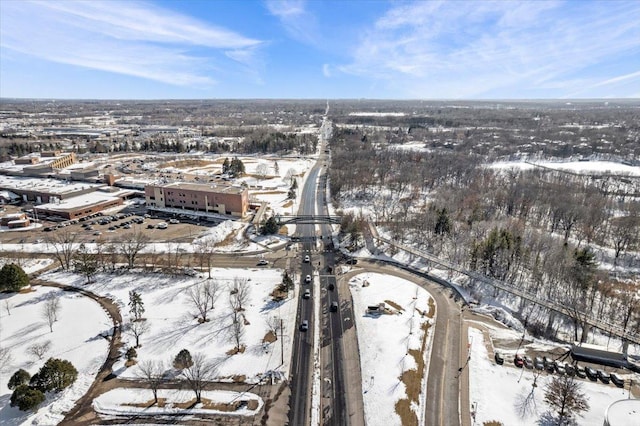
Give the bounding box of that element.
[0,257,54,274]
[43,267,297,383]
[488,160,640,176]
[468,327,631,426]
[0,286,111,425]
[349,272,435,426]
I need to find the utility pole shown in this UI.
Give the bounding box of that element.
[280,318,284,365]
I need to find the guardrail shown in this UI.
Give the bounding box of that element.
[372,234,640,346]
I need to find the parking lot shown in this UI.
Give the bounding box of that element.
[0,206,214,244]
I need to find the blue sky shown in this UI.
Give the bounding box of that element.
[1,0,639,99]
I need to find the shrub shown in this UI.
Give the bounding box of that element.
[126,347,138,361]
[173,349,193,370]
[7,369,31,390]
[29,358,77,392]
[0,264,29,291]
[10,385,45,411]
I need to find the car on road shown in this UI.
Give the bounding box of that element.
[610,372,625,387]
[328,283,335,291]
[330,301,339,312]
[303,289,311,299]
[514,354,524,368]
[300,320,309,331]
[257,259,269,266]
[304,255,310,263]
[494,352,504,365]
[304,275,311,283]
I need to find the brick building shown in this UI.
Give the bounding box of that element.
[145,182,248,217]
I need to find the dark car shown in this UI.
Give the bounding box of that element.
[346,258,358,265]
[546,362,555,374]
[328,283,335,291]
[534,357,544,370]
[597,370,611,384]
[330,301,338,312]
[299,320,309,332]
[564,364,575,376]
[495,352,504,365]
[610,373,625,387]
[514,354,524,368]
[585,366,598,381]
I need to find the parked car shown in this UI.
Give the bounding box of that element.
[514,354,524,368]
[157,222,168,229]
[147,223,155,229]
[524,356,534,369]
[564,364,575,376]
[534,357,544,370]
[303,289,311,299]
[169,218,180,224]
[93,231,102,236]
[546,362,556,374]
[123,224,131,229]
[495,352,505,365]
[300,320,309,331]
[585,366,598,381]
[346,258,358,265]
[330,301,339,312]
[257,259,269,266]
[304,275,311,283]
[610,373,625,387]
[597,370,611,384]
[108,226,116,231]
[555,364,566,376]
[575,365,587,379]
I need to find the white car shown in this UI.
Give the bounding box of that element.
[304,255,310,263]
[156,222,168,229]
[169,218,180,224]
[305,274,311,283]
[257,259,269,266]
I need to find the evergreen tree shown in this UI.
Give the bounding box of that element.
[282,271,294,291]
[128,290,145,321]
[222,157,230,174]
[261,216,279,235]
[434,207,452,235]
[10,385,45,411]
[0,263,29,291]
[173,349,194,370]
[7,369,31,390]
[29,358,78,392]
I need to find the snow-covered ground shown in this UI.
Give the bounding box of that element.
[468,327,630,426]
[0,286,111,425]
[488,160,640,176]
[1,265,297,425]
[0,257,54,274]
[349,272,435,426]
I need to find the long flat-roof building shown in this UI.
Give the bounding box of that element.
[145,182,248,218]
[34,191,124,220]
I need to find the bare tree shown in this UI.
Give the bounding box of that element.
[256,162,269,182]
[609,216,639,266]
[46,230,77,270]
[265,315,280,337]
[42,298,59,332]
[229,277,250,312]
[118,230,150,269]
[127,319,150,348]
[181,353,219,404]
[230,313,245,351]
[137,360,165,404]
[544,375,589,424]
[194,239,216,278]
[187,280,219,323]
[4,299,11,316]
[28,341,52,360]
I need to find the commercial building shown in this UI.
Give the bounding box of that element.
[0,213,30,228]
[34,191,123,220]
[145,182,248,217]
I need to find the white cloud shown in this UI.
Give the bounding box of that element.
[322,64,332,78]
[337,1,640,98]
[265,0,319,45]
[0,0,263,87]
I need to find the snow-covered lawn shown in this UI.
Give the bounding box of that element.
[468,327,630,426]
[0,286,111,425]
[93,388,263,418]
[349,272,435,426]
[43,267,297,383]
[0,257,54,274]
